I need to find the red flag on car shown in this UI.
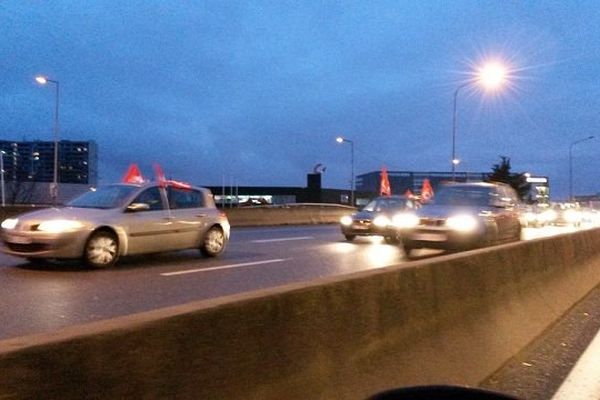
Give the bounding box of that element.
[380,166,391,196]
[153,162,167,187]
[122,164,144,183]
[153,162,192,190]
[421,178,434,202]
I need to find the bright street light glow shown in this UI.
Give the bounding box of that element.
[336,136,344,143]
[452,159,460,165]
[35,75,48,85]
[478,62,507,90]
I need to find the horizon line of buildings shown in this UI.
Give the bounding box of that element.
[0,138,560,206]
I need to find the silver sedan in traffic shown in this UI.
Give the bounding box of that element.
[1,182,230,268]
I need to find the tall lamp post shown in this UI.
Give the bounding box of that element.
[569,135,594,202]
[336,136,355,206]
[35,75,60,205]
[0,150,5,207]
[452,62,508,180]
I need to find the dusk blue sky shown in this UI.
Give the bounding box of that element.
[2,1,600,199]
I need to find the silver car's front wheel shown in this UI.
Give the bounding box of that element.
[200,226,225,257]
[84,231,119,268]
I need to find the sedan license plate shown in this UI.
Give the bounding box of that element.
[411,232,447,242]
[6,235,33,244]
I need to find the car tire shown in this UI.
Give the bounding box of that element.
[344,234,356,241]
[201,226,226,257]
[513,224,522,241]
[401,239,415,258]
[84,230,119,268]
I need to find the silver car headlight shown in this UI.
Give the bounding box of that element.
[37,220,85,233]
[340,215,353,226]
[392,212,419,229]
[446,215,478,232]
[1,218,18,230]
[373,215,390,228]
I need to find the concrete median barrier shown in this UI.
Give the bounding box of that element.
[1,203,355,227]
[0,229,599,399]
[223,203,355,226]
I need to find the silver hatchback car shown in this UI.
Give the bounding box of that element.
[0,182,230,268]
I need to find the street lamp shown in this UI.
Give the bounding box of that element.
[336,136,355,206]
[451,62,508,179]
[35,75,60,205]
[569,135,594,202]
[0,150,5,207]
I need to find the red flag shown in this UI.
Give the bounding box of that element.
[421,178,434,202]
[122,164,144,183]
[380,166,391,196]
[153,162,167,187]
[153,162,192,190]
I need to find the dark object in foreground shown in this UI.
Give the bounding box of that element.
[368,385,520,400]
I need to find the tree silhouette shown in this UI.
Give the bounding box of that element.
[487,156,532,201]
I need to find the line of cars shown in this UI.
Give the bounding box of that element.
[340,181,524,257]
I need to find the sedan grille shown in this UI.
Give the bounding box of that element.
[420,218,445,227]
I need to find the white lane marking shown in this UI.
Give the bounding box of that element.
[160,258,289,277]
[552,327,600,400]
[250,236,314,243]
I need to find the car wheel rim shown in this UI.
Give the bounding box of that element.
[205,229,224,253]
[87,236,117,265]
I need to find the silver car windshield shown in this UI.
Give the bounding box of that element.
[67,185,140,209]
[433,187,492,207]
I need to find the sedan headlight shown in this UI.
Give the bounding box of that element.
[373,215,390,228]
[446,215,478,232]
[392,212,419,229]
[564,209,581,223]
[37,220,85,233]
[340,215,353,226]
[543,209,557,222]
[1,218,18,230]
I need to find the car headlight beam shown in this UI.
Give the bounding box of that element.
[373,215,390,228]
[37,220,85,233]
[340,215,353,226]
[1,218,18,230]
[392,213,419,229]
[446,215,478,232]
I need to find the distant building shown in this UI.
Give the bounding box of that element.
[0,140,97,185]
[0,139,98,204]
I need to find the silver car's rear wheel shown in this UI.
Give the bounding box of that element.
[201,226,225,257]
[84,231,119,268]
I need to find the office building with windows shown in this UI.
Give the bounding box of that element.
[0,140,98,204]
[0,140,97,185]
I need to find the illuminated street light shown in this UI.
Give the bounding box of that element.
[336,136,355,206]
[35,75,60,205]
[452,61,508,180]
[478,62,507,90]
[569,135,594,202]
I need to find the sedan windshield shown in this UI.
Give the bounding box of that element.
[433,186,493,207]
[67,185,139,209]
[362,198,408,212]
